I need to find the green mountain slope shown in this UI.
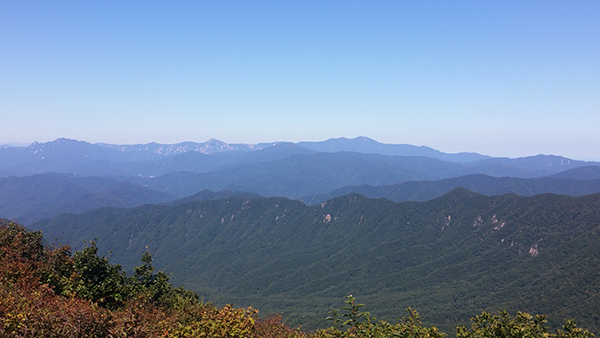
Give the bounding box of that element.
[0,173,174,224]
[124,152,463,198]
[549,166,600,180]
[301,174,600,205]
[121,153,599,199]
[166,189,264,205]
[31,190,600,333]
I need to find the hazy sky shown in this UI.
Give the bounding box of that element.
[1,1,599,160]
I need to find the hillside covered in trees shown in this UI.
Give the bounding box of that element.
[30,189,600,334]
[1,219,596,338]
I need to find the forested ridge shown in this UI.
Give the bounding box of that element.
[29,189,600,334]
[1,219,596,337]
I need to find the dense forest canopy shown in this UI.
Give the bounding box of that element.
[1,219,596,337]
[27,189,600,334]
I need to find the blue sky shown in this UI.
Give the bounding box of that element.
[1,1,599,160]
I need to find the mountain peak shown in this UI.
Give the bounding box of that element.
[355,136,376,142]
[205,138,225,145]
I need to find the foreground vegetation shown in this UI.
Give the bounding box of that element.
[0,219,595,337]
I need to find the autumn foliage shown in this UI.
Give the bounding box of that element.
[0,220,263,337]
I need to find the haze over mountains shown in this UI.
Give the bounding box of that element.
[1,137,592,178]
[1,136,599,225]
[0,173,174,224]
[2,136,600,332]
[300,171,600,205]
[0,137,491,175]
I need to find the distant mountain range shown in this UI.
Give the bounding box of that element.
[301,168,600,205]
[1,137,600,225]
[299,136,491,162]
[0,137,491,168]
[1,137,594,178]
[30,189,600,333]
[97,138,274,156]
[0,173,174,224]
[4,167,600,226]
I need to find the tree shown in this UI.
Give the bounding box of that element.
[71,240,128,308]
[456,311,594,338]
